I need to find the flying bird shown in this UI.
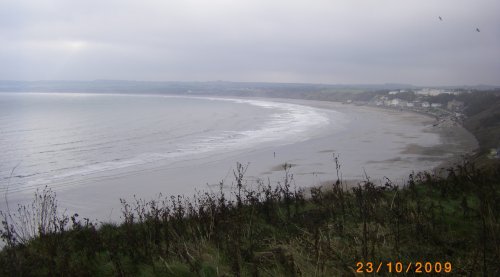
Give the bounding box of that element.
[438,16,442,21]
[476,28,480,32]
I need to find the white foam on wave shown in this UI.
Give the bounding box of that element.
[168,97,344,154]
[4,95,344,194]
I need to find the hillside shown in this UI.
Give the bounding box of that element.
[1,159,499,276]
[461,92,500,154]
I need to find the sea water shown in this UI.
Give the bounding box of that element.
[0,92,477,222]
[0,92,332,194]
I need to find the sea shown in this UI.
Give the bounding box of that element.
[0,92,333,195]
[0,92,475,222]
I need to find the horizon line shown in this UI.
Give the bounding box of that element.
[1,79,499,88]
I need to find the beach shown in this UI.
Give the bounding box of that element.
[1,96,478,222]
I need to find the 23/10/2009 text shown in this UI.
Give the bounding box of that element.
[356,261,452,273]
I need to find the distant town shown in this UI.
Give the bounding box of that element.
[349,88,467,127]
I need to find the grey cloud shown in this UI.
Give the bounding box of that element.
[0,0,499,85]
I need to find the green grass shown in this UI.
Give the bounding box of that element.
[1,161,499,276]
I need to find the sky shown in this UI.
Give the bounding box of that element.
[0,0,499,86]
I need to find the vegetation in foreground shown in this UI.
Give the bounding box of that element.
[1,159,499,277]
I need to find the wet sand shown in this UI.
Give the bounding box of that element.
[3,98,478,222]
[272,99,477,188]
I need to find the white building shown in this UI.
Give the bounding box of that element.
[422,102,430,108]
[431,103,442,108]
[415,88,451,96]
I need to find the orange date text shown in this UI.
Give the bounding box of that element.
[356,261,452,274]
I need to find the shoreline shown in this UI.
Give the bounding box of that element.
[253,97,478,190]
[0,94,479,222]
[158,95,479,189]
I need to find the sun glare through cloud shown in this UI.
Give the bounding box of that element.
[62,40,88,52]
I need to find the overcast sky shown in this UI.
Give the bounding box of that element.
[1,0,499,85]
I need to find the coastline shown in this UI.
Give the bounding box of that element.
[1,95,479,222]
[253,97,478,189]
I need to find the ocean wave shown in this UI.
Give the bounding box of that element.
[0,95,342,194]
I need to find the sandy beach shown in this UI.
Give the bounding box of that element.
[2,97,478,222]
